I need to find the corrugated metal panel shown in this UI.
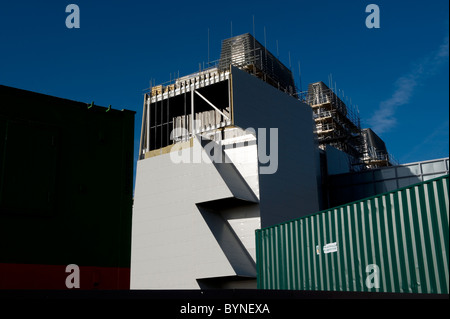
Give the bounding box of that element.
[256,175,449,294]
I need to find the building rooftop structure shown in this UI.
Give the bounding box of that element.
[361,128,396,168]
[131,32,433,290]
[307,81,362,159]
[132,33,320,289]
[306,81,397,171]
[218,33,297,97]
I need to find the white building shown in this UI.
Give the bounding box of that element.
[131,34,321,289]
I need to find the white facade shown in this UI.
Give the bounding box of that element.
[131,66,320,289]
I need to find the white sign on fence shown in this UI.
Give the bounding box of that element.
[323,242,338,254]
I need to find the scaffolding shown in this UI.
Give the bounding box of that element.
[305,82,398,170]
[139,33,397,169]
[307,82,362,160]
[139,67,232,159]
[361,128,398,169]
[139,33,302,159]
[219,33,297,98]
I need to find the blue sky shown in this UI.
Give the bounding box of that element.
[1,0,448,178]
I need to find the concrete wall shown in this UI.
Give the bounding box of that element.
[131,67,321,289]
[131,133,260,289]
[231,66,320,227]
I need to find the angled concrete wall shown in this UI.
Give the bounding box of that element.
[131,134,260,289]
[231,66,321,227]
[131,67,322,289]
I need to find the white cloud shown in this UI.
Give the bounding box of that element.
[368,35,449,134]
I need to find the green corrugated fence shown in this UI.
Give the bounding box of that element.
[256,175,449,294]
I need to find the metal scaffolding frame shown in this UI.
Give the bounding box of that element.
[138,33,397,170]
[218,33,297,98]
[361,128,398,168]
[305,81,397,170]
[307,82,362,159]
[139,68,231,159]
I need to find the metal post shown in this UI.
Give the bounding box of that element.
[184,86,186,141]
[160,96,162,150]
[191,86,194,136]
[228,72,232,125]
[155,92,157,150]
[147,98,150,152]
[139,94,148,157]
[167,90,169,147]
[195,90,230,120]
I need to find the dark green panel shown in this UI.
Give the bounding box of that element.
[257,175,449,294]
[0,85,135,269]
